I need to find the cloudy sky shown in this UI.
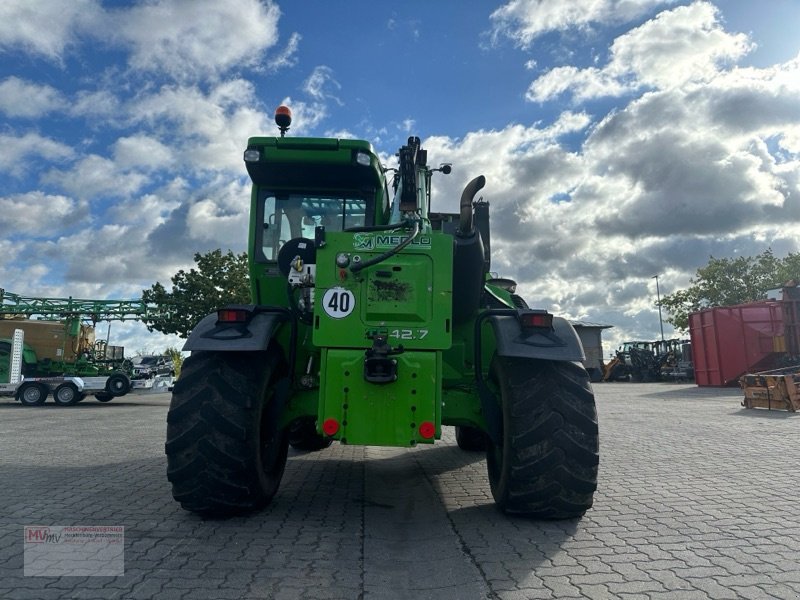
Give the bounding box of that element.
[1,0,799,357]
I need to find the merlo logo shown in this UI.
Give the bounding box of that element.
[353,233,374,250]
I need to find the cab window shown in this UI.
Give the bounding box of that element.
[258,193,368,262]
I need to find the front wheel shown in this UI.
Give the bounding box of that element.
[165,349,289,515]
[487,358,599,518]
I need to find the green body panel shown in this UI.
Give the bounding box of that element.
[313,232,453,350]
[319,349,439,446]
[439,320,498,429]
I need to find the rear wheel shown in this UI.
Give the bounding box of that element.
[165,349,289,515]
[53,382,81,406]
[487,357,599,518]
[95,392,113,403]
[17,382,49,406]
[455,426,487,451]
[288,419,332,451]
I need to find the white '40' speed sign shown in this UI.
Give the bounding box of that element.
[322,287,356,319]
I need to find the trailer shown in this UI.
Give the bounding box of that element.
[2,373,132,406]
[0,327,132,405]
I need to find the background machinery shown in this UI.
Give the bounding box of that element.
[0,290,162,404]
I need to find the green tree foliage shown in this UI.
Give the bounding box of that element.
[661,249,800,330]
[164,346,184,378]
[142,249,250,337]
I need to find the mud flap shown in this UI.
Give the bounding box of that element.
[183,306,293,353]
[474,309,585,446]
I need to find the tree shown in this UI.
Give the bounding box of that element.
[164,346,184,378]
[142,249,250,337]
[661,249,800,330]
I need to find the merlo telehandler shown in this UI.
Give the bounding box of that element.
[166,106,599,518]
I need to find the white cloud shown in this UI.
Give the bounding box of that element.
[0,192,82,236]
[526,65,632,102]
[0,77,63,118]
[110,0,285,81]
[267,32,301,72]
[0,0,101,60]
[490,0,675,47]
[42,155,149,200]
[527,1,754,102]
[185,179,251,245]
[113,135,174,171]
[70,90,122,120]
[129,80,273,173]
[609,2,753,89]
[0,132,74,178]
[303,66,343,106]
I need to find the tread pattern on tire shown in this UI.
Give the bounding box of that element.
[487,358,599,518]
[165,348,288,515]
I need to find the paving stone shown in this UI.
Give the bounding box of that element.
[1,384,798,599]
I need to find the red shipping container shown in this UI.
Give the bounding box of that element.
[689,302,784,386]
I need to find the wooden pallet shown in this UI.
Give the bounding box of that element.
[740,368,800,411]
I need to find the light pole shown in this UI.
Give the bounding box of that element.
[653,275,664,341]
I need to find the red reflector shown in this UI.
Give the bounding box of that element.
[323,418,339,436]
[419,421,435,439]
[217,308,248,323]
[520,311,553,329]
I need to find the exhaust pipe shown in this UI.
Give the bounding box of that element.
[458,175,486,236]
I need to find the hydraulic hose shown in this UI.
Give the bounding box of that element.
[344,223,404,233]
[349,220,420,274]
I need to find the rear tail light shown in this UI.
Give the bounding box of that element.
[217,308,249,323]
[520,310,553,329]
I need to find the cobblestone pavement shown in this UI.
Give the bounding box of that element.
[1,383,799,599]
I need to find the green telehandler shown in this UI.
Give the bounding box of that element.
[166,106,599,518]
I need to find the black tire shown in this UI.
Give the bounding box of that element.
[53,382,81,406]
[17,382,49,406]
[165,349,289,515]
[486,357,599,518]
[288,419,333,451]
[95,392,114,402]
[455,425,487,451]
[105,372,130,396]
